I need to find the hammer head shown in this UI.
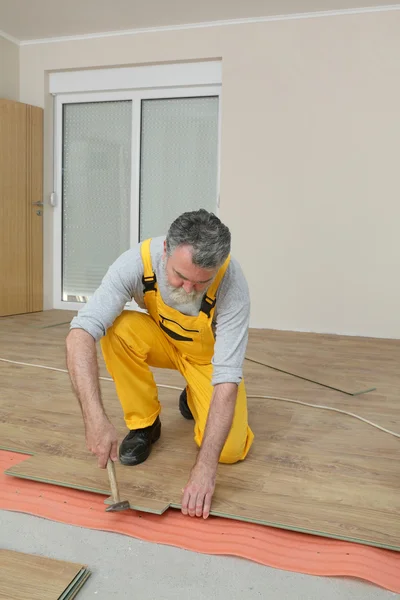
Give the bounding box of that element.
[106,500,130,513]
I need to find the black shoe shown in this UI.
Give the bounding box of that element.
[179,388,194,420]
[119,416,161,466]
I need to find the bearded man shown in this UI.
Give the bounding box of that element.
[66,209,254,518]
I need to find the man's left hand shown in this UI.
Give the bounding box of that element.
[181,462,216,519]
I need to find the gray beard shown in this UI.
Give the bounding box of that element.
[163,262,204,306]
[167,283,204,306]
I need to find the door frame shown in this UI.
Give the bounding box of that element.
[52,85,222,310]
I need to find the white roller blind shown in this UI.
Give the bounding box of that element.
[62,101,132,299]
[139,96,219,241]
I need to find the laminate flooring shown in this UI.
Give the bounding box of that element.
[246,330,377,395]
[0,549,90,600]
[0,311,399,550]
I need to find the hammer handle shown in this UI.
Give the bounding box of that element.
[107,459,120,503]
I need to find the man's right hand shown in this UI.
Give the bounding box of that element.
[85,417,119,468]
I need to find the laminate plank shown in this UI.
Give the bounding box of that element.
[0,314,382,394]
[0,310,76,329]
[6,440,400,549]
[1,312,400,550]
[245,356,375,395]
[59,569,91,600]
[246,329,378,395]
[6,455,170,515]
[0,549,90,600]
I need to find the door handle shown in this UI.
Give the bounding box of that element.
[32,201,44,206]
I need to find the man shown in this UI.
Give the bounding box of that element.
[66,209,254,519]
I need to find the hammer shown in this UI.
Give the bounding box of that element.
[105,459,130,512]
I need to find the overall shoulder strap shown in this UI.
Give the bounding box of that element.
[200,255,231,318]
[140,238,157,293]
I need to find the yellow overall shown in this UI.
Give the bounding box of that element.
[100,238,254,464]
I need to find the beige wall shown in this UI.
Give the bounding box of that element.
[0,36,19,100]
[19,11,400,337]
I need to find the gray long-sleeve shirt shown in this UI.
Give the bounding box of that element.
[70,236,250,386]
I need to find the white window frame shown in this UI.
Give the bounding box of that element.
[52,84,222,310]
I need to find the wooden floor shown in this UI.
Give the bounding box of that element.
[1,310,400,550]
[0,549,90,600]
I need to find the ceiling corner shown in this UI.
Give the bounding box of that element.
[0,29,21,45]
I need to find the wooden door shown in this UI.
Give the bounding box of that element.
[0,99,43,317]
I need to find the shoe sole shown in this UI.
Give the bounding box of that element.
[179,391,194,420]
[180,404,194,420]
[119,422,161,466]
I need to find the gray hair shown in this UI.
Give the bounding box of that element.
[166,209,231,269]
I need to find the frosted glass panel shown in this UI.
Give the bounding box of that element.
[62,101,132,300]
[139,97,219,240]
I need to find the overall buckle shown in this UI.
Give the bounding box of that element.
[142,274,157,293]
[200,294,216,318]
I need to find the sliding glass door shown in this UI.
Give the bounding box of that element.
[53,87,220,308]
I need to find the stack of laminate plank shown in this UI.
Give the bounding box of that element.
[0,549,90,600]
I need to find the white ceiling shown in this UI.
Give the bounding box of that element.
[0,0,399,42]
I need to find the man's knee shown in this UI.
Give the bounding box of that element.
[106,311,152,354]
[218,427,254,464]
